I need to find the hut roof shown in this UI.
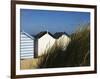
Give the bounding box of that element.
[21,31,34,40]
[34,31,55,39]
[54,32,70,39]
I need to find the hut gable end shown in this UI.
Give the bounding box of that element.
[54,32,71,51]
[34,31,56,57]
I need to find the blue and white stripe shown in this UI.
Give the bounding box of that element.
[20,31,34,59]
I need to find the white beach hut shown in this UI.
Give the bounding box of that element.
[20,31,34,59]
[34,31,55,57]
[54,32,71,51]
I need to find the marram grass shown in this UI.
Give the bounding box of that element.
[36,26,90,68]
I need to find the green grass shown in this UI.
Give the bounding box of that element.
[37,24,90,68]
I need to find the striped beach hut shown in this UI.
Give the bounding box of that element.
[20,31,34,59]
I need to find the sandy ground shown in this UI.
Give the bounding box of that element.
[20,58,39,70]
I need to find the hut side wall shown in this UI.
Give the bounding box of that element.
[20,32,34,59]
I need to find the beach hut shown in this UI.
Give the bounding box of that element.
[34,31,55,57]
[54,32,71,51]
[20,31,34,59]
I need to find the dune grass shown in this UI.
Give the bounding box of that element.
[37,25,90,68]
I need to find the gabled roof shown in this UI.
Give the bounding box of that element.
[54,32,70,39]
[21,31,70,39]
[21,31,34,40]
[34,31,55,39]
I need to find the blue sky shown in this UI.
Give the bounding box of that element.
[20,9,90,35]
